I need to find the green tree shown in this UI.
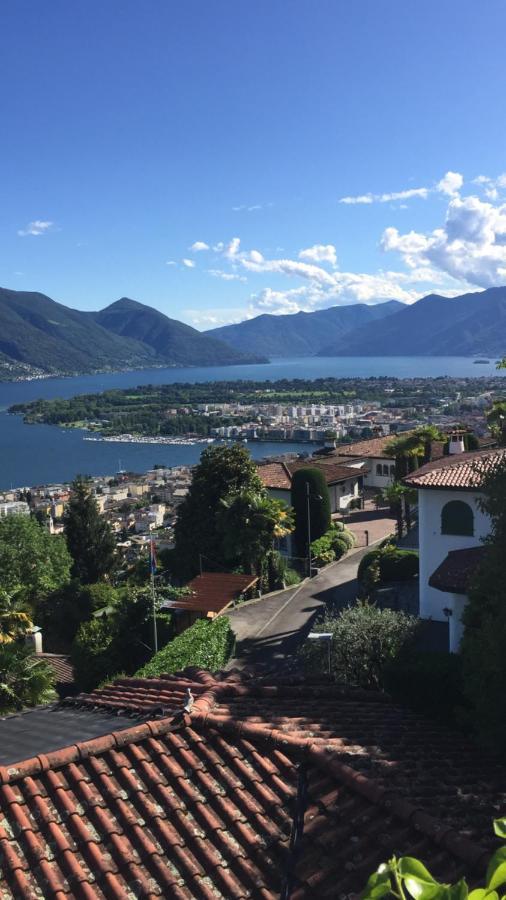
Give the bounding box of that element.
[487,400,506,446]
[174,444,264,578]
[460,459,506,748]
[382,483,405,538]
[218,489,293,575]
[64,476,116,583]
[71,586,174,691]
[0,515,71,607]
[302,603,418,689]
[0,644,56,713]
[290,468,331,560]
[386,425,443,478]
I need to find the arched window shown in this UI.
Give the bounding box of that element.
[376,464,382,475]
[441,500,474,537]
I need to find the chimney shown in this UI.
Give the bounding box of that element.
[25,626,43,654]
[448,431,466,455]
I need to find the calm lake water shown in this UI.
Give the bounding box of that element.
[1,356,504,490]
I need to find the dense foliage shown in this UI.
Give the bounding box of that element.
[0,644,56,713]
[71,587,173,691]
[218,489,293,577]
[136,616,234,678]
[460,459,506,748]
[291,468,331,560]
[310,523,356,566]
[10,375,490,431]
[0,514,71,606]
[358,546,419,585]
[64,476,117,583]
[174,444,276,578]
[362,819,506,900]
[301,603,418,689]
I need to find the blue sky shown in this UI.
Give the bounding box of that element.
[2,0,506,328]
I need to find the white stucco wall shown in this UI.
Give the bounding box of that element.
[343,456,395,489]
[418,488,491,631]
[366,458,396,489]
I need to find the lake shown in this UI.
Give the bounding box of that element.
[1,356,504,490]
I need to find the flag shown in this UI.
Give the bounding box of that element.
[150,536,157,575]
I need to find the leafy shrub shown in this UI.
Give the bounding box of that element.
[362,819,506,900]
[71,587,174,691]
[358,547,419,584]
[0,644,56,713]
[301,603,418,689]
[311,526,355,565]
[136,616,235,677]
[284,568,301,586]
[310,535,335,565]
[72,618,114,693]
[385,650,466,722]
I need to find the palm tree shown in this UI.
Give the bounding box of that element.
[219,490,294,575]
[0,645,56,713]
[0,590,33,644]
[385,426,444,477]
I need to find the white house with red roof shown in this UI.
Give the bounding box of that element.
[405,447,506,651]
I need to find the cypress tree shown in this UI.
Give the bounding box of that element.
[290,467,331,559]
[64,476,116,583]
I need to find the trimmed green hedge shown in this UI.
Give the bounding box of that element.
[135,616,235,677]
[310,524,356,566]
[358,547,419,584]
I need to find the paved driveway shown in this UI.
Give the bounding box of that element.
[227,545,374,672]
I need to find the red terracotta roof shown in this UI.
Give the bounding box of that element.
[335,434,405,459]
[429,546,487,594]
[404,448,506,490]
[37,653,74,685]
[0,669,502,897]
[163,572,258,615]
[257,461,292,490]
[257,459,360,490]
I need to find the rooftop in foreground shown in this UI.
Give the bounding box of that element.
[0,668,503,898]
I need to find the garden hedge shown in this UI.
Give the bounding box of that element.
[135,615,235,677]
[358,547,419,584]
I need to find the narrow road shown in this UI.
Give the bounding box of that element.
[227,545,373,671]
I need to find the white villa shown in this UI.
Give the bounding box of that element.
[405,444,506,652]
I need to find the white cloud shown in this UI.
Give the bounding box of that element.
[207,269,246,282]
[190,241,209,251]
[232,204,263,212]
[340,171,465,206]
[381,193,506,288]
[299,244,337,266]
[166,260,177,266]
[339,194,374,205]
[437,171,463,196]
[340,187,428,205]
[17,220,54,236]
[182,258,196,268]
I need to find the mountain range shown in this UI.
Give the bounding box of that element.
[209,287,506,358]
[316,286,506,356]
[207,300,403,357]
[0,289,266,378]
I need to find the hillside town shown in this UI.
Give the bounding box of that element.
[3,2,506,896]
